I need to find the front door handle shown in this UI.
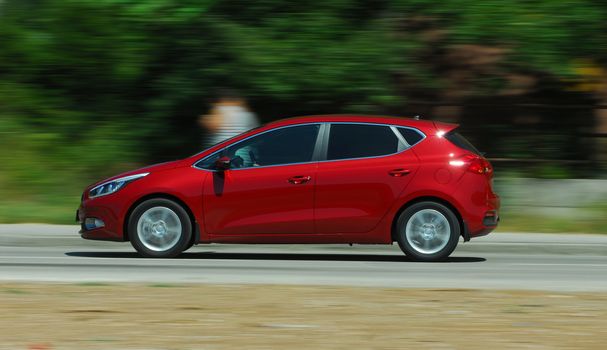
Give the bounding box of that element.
[388,169,411,177]
[288,175,312,184]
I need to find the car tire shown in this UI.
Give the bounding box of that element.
[183,240,196,252]
[395,201,460,262]
[128,198,192,258]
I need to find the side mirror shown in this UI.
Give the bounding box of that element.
[215,156,231,171]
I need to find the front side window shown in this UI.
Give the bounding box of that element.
[327,124,400,160]
[198,124,320,169]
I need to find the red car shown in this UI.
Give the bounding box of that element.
[78,115,499,261]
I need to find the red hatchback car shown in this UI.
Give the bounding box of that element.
[78,115,499,261]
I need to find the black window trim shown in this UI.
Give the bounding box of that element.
[192,122,426,171]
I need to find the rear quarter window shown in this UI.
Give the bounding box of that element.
[397,127,424,146]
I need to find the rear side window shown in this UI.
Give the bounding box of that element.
[327,124,399,160]
[397,127,424,146]
[445,131,481,155]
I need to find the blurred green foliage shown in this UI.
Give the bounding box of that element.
[497,202,607,234]
[1,0,606,223]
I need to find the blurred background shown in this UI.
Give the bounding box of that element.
[0,0,606,231]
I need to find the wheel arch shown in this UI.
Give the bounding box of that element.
[123,192,199,244]
[390,196,467,242]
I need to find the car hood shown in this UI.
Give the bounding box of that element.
[87,159,186,189]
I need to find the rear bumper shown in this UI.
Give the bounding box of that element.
[482,210,499,226]
[467,193,500,239]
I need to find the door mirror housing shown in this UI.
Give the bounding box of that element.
[215,156,231,171]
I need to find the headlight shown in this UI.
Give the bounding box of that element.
[89,173,149,198]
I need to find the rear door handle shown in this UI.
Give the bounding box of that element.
[388,169,411,177]
[288,175,312,184]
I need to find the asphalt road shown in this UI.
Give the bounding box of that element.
[1,224,606,291]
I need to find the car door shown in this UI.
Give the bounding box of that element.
[200,124,321,235]
[314,123,420,234]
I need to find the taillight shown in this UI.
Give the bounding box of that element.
[449,154,492,175]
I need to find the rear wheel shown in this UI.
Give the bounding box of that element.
[395,201,460,262]
[128,198,192,258]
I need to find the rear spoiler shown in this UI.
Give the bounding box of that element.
[432,121,459,134]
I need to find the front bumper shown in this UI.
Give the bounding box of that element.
[77,203,124,241]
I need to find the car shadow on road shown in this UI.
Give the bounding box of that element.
[65,251,486,263]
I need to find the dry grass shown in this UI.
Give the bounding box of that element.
[1,283,606,349]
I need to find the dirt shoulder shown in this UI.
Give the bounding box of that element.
[1,283,606,349]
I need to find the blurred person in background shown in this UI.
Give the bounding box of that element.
[199,91,260,151]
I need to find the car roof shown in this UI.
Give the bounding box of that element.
[264,114,457,133]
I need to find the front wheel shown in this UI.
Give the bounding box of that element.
[128,198,192,258]
[395,201,460,262]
